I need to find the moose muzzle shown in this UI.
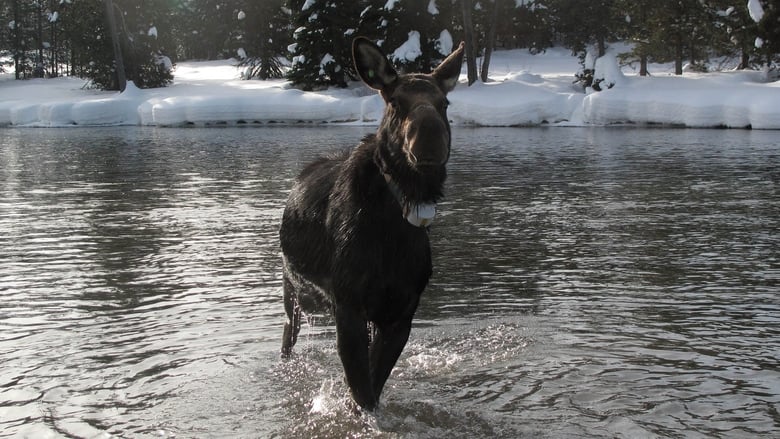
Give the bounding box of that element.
[403,105,450,168]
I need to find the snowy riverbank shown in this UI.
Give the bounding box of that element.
[1,47,779,129]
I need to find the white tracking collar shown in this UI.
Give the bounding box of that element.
[406,203,436,227]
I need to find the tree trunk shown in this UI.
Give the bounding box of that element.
[480,0,500,83]
[597,36,606,57]
[13,0,21,79]
[461,0,478,86]
[640,53,648,76]
[36,0,43,77]
[738,46,750,70]
[674,33,683,75]
[50,14,57,77]
[104,0,126,91]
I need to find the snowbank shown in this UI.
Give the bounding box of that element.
[583,72,779,129]
[1,49,779,129]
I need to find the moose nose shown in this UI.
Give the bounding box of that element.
[405,106,450,167]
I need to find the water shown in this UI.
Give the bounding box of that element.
[1,126,778,438]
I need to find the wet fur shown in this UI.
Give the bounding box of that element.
[279,37,464,411]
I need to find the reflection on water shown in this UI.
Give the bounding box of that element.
[1,127,778,438]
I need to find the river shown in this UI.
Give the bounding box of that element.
[1,126,778,438]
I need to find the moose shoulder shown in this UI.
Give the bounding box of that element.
[279,37,465,411]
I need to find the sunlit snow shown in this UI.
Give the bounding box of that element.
[392,31,422,63]
[747,0,764,22]
[1,47,779,129]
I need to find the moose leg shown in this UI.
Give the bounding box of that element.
[369,318,413,401]
[281,274,301,358]
[335,304,377,410]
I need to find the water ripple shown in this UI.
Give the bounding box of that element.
[1,127,778,438]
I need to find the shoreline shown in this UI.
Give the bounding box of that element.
[2,48,778,130]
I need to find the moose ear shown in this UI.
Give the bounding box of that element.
[353,37,398,92]
[432,41,465,93]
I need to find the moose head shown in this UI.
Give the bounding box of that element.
[353,37,465,205]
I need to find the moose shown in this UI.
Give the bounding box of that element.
[279,37,465,411]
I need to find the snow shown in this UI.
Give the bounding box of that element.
[319,53,335,75]
[392,31,422,63]
[428,0,439,15]
[592,52,625,90]
[155,54,173,71]
[148,26,158,39]
[1,47,779,129]
[747,0,764,22]
[436,30,453,56]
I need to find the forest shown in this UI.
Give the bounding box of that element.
[1,0,778,90]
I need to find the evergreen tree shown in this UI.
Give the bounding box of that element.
[704,1,758,69]
[619,0,665,76]
[60,0,114,85]
[0,2,7,73]
[504,0,554,52]
[286,0,361,90]
[368,0,451,74]
[618,0,712,75]
[4,0,42,78]
[356,0,385,43]
[176,0,237,60]
[53,0,175,89]
[236,0,290,79]
[544,0,624,57]
[116,0,175,88]
[755,0,780,71]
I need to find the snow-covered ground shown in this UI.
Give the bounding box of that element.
[1,47,778,129]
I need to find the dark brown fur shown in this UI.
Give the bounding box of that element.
[279,37,464,411]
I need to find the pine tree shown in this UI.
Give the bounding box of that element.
[58,0,175,89]
[177,0,240,60]
[544,0,624,57]
[0,3,8,73]
[236,0,290,80]
[657,0,710,74]
[703,1,757,70]
[355,0,390,48]
[286,0,362,90]
[755,0,780,72]
[502,0,554,52]
[618,0,713,75]
[619,0,663,76]
[3,0,35,78]
[60,0,114,85]
[3,0,45,78]
[115,0,175,88]
[369,0,451,74]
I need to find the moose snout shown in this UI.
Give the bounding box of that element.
[404,106,450,168]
